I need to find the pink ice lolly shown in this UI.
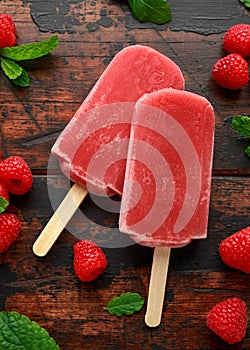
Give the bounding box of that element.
[33,46,184,257]
[119,88,214,327]
[119,88,215,247]
[51,45,184,197]
[119,89,214,327]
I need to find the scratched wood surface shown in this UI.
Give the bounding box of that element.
[0,1,250,349]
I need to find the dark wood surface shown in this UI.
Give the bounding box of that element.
[1,1,250,349]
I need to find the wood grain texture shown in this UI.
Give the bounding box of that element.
[1,4,250,173]
[20,0,250,35]
[0,0,250,349]
[1,177,250,349]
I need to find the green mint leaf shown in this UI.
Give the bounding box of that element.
[0,196,9,213]
[245,145,250,157]
[232,115,250,137]
[0,311,60,350]
[11,68,31,87]
[0,35,59,61]
[104,292,144,316]
[0,57,23,79]
[128,0,171,25]
[240,0,250,9]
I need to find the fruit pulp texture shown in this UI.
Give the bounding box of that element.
[119,88,215,247]
[52,45,184,196]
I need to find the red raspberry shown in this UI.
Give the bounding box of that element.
[0,213,21,252]
[219,226,250,273]
[207,297,247,344]
[212,53,249,89]
[223,24,250,58]
[73,240,107,282]
[0,182,9,213]
[0,14,16,49]
[0,156,33,195]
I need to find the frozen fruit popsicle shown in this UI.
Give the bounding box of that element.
[51,45,184,197]
[119,88,215,326]
[33,45,185,257]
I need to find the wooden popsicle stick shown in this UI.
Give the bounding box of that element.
[145,246,171,327]
[33,183,88,257]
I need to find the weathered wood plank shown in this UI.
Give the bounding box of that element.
[1,120,250,347]
[1,31,249,172]
[1,1,250,349]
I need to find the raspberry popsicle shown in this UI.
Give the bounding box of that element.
[119,88,215,326]
[33,45,184,257]
[51,45,184,197]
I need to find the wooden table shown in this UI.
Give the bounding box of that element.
[1,1,250,349]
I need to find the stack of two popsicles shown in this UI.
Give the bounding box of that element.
[33,45,215,327]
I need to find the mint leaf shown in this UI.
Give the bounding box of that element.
[128,0,171,25]
[0,35,59,61]
[245,145,250,157]
[0,311,60,350]
[240,0,250,9]
[0,57,30,86]
[104,292,144,316]
[0,196,9,213]
[0,35,57,87]
[12,68,31,87]
[232,115,250,137]
[0,57,23,79]
[232,115,250,158]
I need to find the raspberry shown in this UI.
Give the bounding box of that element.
[0,182,9,213]
[0,14,16,49]
[223,24,250,58]
[0,156,33,195]
[207,297,247,344]
[0,213,21,252]
[219,226,250,273]
[212,53,249,89]
[73,240,107,282]
[0,182,9,201]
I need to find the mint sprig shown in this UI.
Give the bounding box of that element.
[232,115,250,136]
[12,68,30,87]
[0,196,9,213]
[232,115,250,157]
[0,57,30,87]
[0,311,60,350]
[128,0,171,25]
[0,35,58,87]
[239,0,250,9]
[0,57,23,79]
[104,292,144,316]
[245,145,250,157]
[0,35,58,61]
